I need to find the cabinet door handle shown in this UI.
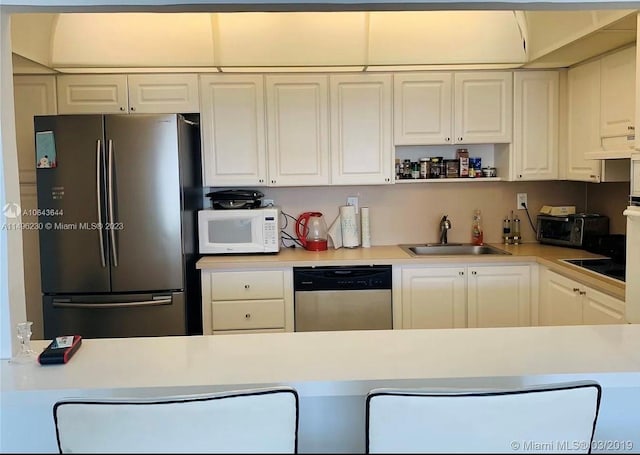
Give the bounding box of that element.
[245,313,251,319]
[458,137,463,142]
[244,284,250,289]
[573,288,580,292]
[258,179,264,183]
[471,271,477,275]
[459,271,464,276]
[446,137,451,142]
[579,291,586,295]
[119,106,126,111]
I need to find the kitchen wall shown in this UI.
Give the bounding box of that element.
[248,180,587,246]
[586,182,629,235]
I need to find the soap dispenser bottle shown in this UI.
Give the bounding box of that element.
[472,209,484,246]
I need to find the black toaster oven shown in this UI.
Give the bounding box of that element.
[536,214,609,248]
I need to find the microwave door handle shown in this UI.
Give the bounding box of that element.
[96,139,106,268]
[107,139,118,267]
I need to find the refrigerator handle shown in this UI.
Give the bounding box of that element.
[96,139,106,268]
[108,139,119,267]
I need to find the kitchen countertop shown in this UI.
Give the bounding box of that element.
[196,243,625,300]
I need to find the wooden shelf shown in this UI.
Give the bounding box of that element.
[394,177,502,183]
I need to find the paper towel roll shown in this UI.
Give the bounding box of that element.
[361,207,371,248]
[340,205,359,248]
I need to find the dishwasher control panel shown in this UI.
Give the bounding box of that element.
[293,265,392,291]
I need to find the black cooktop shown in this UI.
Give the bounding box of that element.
[563,258,626,282]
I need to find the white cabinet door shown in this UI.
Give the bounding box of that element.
[567,60,602,182]
[330,74,393,185]
[467,265,531,328]
[13,75,57,184]
[513,71,559,181]
[401,267,466,329]
[539,269,584,326]
[19,184,44,340]
[453,72,513,144]
[583,287,625,325]
[393,73,453,145]
[57,74,128,114]
[600,46,636,140]
[199,74,267,187]
[266,75,329,186]
[127,73,199,113]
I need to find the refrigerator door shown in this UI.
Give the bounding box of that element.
[105,115,183,292]
[35,115,110,294]
[43,292,186,338]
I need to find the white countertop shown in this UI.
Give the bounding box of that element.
[4,325,640,395]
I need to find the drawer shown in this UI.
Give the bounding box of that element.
[210,271,284,301]
[211,299,285,331]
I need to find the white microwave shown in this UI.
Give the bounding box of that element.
[198,208,281,254]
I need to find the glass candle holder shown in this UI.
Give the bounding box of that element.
[10,321,37,364]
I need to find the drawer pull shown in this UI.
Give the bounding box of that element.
[244,284,250,289]
[573,288,580,292]
[245,313,251,319]
[579,291,586,295]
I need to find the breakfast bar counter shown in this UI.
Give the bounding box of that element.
[2,325,640,452]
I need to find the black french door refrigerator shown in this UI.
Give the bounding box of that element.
[35,114,202,338]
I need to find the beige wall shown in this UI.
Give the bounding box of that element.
[253,180,587,246]
[586,182,629,235]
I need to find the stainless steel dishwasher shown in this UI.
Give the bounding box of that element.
[294,265,392,332]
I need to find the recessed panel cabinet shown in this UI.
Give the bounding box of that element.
[265,75,330,186]
[453,72,513,144]
[57,74,199,115]
[401,263,531,330]
[567,60,602,182]
[393,73,453,145]
[393,71,512,146]
[200,74,267,187]
[201,268,294,335]
[600,46,636,142]
[330,74,393,184]
[539,268,625,326]
[512,71,559,181]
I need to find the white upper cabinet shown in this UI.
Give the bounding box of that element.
[200,74,267,187]
[393,71,512,146]
[127,74,199,113]
[393,73,453,145]
[567,59,602,182]
[57,73,199,114]
[330,74,393,185]
[599,46,636,148]
[453,72,513,144]
[13,75,57,183]
[513,71,559,181]
[265,75,330,186]
[57,74,128,114]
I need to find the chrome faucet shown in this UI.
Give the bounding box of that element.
[439,215,451,244]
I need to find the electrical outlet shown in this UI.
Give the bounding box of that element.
[517,193,528,210]
[347,196,359,214]
[262,199,274,207]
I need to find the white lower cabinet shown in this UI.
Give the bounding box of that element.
[401,264,531,329]
[201,268,294,335]
[539,268,625,325]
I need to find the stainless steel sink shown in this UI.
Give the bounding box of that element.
[400,243,511,256]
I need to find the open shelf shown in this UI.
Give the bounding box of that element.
[395,177,502,183]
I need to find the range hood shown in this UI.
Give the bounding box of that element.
[10,10,637,73]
